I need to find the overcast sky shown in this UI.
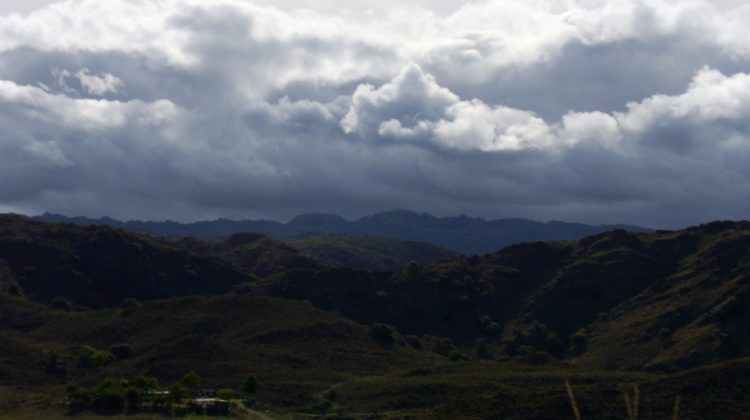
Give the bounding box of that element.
[1,0,750,227]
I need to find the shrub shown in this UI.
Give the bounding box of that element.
[242,374,259,394]
[78,345,114,369]
[473,337,490,359]
[42,350,66,376]
[404,334,422,349]
[216,388,236,400]
[109,343,132,360]
[131,375,158,390]
[658,327,674,348]
[66,384,91,411]
[311,400,333,413]
[568,329,589,356]
[51,296,73,311]
[181,371,202,390]
[432,337,455,356]
[120,298,141,315]
[92,388,126,412]
[169,383,185,403]
[448,350,469,361]
[405,261,421,281]
[370,323,396,347]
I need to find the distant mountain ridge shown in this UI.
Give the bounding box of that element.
[33,210,649,254]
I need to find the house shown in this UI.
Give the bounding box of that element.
[191,397,230,415]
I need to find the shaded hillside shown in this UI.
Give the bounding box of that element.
[0,215,252,308]
[33,210,649,254]
[259,221,750,371]
[177,233,321,277]
[572,222,750,371]
[3,290,750,419]
[0,291,433,412]
[286,235,458,270]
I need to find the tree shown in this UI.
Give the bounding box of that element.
[405,261,421,281]
[216,388,235,400]
[242,374,259,394]
[180,371,201,390]
[370,323,396,347]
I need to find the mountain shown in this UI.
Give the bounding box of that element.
[286,235,458,270]
[33,210,649,254]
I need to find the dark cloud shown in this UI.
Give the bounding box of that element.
[0,0,749,228]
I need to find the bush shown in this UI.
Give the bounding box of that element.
[404,334,422,349]
[42,350,66,376]
[519,346,555,365]
[432,337,455,356]
[131,375,158,390]
[66,384,91,411]
[370,323,396,347]
[78,345,114,369]
[169,383,185,403]
[405,261,421,281]
[181,371,202,390]
[120,298,141,315]
[110,343,132,360]
[92,388,126,412]
[311,400,333,413]
[51,296,73,311]
[568,329,588,356]
[473,338,490,359]
[448,350,469,361]
[242,374,259,394]
[216,388,236,400]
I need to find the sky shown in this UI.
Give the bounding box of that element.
[1,0,750,227]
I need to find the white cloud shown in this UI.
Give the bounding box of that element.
[0,0,749,227]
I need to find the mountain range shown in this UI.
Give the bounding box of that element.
[33,210,649,254]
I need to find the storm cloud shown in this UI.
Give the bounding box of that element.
[1,0,750,227]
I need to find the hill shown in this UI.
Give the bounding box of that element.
[2,215,750,417]
[3,289,750,418]
[0,214,252,308]
[0,291,434,415]
[177,233,322,277]
[285,235,458,270]
[257,221,750,372]
[33,210,649,254]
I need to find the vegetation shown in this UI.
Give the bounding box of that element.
[2,215,750,417]
[286,234,457,270]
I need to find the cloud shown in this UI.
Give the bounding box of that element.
[0,0,748,228]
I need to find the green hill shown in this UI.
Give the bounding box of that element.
[0,215,251,308]
[260,221,750,371]
[2,215,750,417]
[286,235,458,270]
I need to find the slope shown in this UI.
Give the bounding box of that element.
[0,215,252,308]
[285,234,458,270]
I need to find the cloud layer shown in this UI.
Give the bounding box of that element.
[1,0,750,227]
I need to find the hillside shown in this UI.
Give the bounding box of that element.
[258,221,750,372]
[177,233,322,277]
[4,290,750,419]
[0,291,434,414]
[286,235,458,270]
[0,215,252,308]
[2,215,750,417]
[33,210,649,254]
